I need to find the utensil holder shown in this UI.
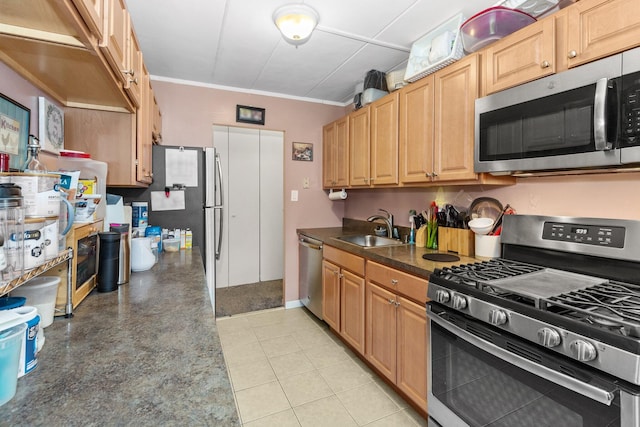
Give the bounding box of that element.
[438,227,475,256]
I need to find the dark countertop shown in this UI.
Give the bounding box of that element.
[298,221,479,280]
[0,248,240,427]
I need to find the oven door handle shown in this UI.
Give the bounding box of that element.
[428,309,616,406]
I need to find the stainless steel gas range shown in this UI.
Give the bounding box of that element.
[426,215,640,427]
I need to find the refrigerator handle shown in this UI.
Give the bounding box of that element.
[215,153,224,260]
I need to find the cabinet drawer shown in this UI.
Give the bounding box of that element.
[366,261,428,304]
[324,245,365,276]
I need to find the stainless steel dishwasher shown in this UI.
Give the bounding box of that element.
[298,233,323,320]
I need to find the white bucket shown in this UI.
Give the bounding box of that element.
[10,277,61,328]
[0,323,27,406]
[475,234,502,258]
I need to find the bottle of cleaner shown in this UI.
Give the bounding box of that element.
[409,210,416,244]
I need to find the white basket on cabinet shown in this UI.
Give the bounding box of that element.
[404,13,465,83]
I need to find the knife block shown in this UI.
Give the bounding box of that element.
[438,227,475,257]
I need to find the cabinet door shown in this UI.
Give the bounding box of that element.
[322,260,341,331]
[334,116,350,188]
[349,107,371,186]
[100,0,129,85]
[340,269,365,354]
[365,282,397,382]
[124,31,142,108]
[135,65,152,184]
[567,0,640,68]
[484,18,555,95]
[72,0,104,40]
[433,55,479,182]
[322,121,336,188]
[399,75,434,184]
[397,296,428,411]
[370,93,399,185]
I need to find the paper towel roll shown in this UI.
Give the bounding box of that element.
[328,189,347,201]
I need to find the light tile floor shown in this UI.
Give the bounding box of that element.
[217,307,428,427]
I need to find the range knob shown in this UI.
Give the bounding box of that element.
[435,289,450,304]
[452,295,467,310]
[537,327,561,348]
[569,340,597,362]
[488,309,508,326]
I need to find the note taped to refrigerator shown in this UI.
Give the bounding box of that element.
[151,190,185,211]
[165,148,198,187]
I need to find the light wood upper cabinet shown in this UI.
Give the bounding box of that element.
[100,0,129,86]
[152,94,163,143]
[125,30,143,108]
[566,0,640,68]
[370,92,399,186]
[433,54,479,182]
[399,75,434,184]
[323,116,349,189]
[483,17,556,95]
[136,64,153,184]
[349,107,371,186]
[72,0,104,40]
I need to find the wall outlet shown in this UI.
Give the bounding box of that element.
[291,190,299,201]
[303,177,310,189]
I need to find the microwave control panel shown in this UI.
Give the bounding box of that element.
[542,222,625,248]
[622,72,640,145]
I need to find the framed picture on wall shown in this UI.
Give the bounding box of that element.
[38,96,64,154]
[0,92,30,170]
[292,142,313,161]
[236,105,265,125]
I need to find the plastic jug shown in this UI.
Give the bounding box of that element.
[130,237,155,272]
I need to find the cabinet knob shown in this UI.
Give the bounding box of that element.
[541,60,551,69]
[130,77,139,85]
[391,279,398,285]
[431,172,438,178]
[568,50,577,59]
[425,172,432,178]
[387,298,395,305]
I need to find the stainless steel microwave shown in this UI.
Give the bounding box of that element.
[474,47,640,175]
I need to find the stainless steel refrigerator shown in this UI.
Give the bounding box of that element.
[108,145,223,312]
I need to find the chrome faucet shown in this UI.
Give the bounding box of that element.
[367,209,394,238]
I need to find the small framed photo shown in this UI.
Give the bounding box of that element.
[38,96,64,154]
[292,142,313,161]
[236,105,265,125]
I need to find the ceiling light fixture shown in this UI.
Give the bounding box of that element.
[273,4,319,46]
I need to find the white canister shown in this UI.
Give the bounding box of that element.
[21,218,46,270]
[475,234,502,258]
[132,202,148,229]
[8,173,61,218]
[130,237,155,272]
[42,216,59,260]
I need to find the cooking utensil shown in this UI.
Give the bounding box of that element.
[489,204,511,235]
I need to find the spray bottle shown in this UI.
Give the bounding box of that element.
[409,210,416,244]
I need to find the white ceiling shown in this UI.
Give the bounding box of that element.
[126,0,500,105]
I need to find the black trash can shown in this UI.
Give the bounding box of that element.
[97,232,121,293]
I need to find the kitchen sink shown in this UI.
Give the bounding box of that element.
[335,234,405,248]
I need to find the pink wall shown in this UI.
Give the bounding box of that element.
[344,172,640,227]
[151,79,346,303]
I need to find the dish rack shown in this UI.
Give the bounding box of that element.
[404,13,465,83]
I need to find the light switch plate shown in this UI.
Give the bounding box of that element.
[303,177,310,189]
[291,190,299,201]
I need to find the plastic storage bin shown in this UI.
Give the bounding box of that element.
[0,323,27,406]
[57,150,107,221]
[404,13,465,82]
[460,6,536,53]
[10,277,61,328]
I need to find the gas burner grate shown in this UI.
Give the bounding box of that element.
[441,259,543,282]
[545,281,640,332]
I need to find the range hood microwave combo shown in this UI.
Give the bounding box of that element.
[475,46,640,175]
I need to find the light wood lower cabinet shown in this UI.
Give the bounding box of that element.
[365,261,428,412]
[322,246,366,354]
